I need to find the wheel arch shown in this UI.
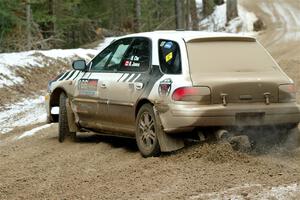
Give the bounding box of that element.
[49,87,68,122]
[135,98,154,118]
[50,87,68,107]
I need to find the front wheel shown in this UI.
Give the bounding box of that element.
[136,104,161,157]
[58,93,76,142]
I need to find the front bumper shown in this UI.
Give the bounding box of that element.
[156,102,300,133]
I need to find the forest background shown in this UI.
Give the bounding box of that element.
[0,0,239,52]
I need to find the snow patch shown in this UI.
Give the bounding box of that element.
[0,96,47,134]
[96,37,115,50]
[0,37,114,88]
[199,2,258,35]
[190,183,300,199]
[260,2,277,23]
[17,124,52,140]
[272,2,300,41]
[0,37,115,135]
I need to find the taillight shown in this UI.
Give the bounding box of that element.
[279,84,296,102]
[172,87,211,102]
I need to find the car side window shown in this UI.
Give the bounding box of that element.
[118,38,151,72]
[90,38,132,71]
[158,39,182,74]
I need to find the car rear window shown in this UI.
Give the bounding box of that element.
[186,41,278,73]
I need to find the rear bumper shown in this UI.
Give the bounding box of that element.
[156,102,300,133]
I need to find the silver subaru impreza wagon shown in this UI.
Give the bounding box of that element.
[45,31,300,157]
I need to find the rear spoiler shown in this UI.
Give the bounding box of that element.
[186,37,256,43]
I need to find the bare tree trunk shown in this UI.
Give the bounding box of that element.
[51,0,57,36]
[226,0,238,22]
[175,0,184,29]
[26,0,32,50]
[190,0,198,30]
[185,0,190,30]
[110,0,116,30]
[134,0,141,32]
[214,0,224,5]
[203,0,215,16]
[154,0,161,21]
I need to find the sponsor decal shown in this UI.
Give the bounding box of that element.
[158,78,173,96]
[124,60,130,66]
[125,57,140,67]
[78,79,98,96]
[131,62,140,67]
[165,52,173,62]
[130,55,140,61]
[160,41,166,47]
[164,42,173,49]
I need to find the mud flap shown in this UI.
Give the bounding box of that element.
[66,98,80,133]
[153,106,184,152]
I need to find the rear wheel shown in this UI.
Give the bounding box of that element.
[59,93,76,142]
[136,104,161,157]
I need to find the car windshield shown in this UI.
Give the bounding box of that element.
[186,41,278,73]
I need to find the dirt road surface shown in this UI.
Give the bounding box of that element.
[1,1,300,199]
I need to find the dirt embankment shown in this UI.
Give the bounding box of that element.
[0,55,70,109]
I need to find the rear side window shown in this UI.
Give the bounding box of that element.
[159,40,182,74]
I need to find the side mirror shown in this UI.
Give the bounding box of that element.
[72,60,87,71]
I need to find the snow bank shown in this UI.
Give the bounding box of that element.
[198,1,258,35]
[0,37,114,88]
[0,37,114,135]
[0,96,47,134]
[17,124,52,140]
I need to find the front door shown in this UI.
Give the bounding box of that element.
[106,37,152,134]
[73,38,133,129]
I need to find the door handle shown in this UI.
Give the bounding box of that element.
[134,82,143,90]
[100,83,107,88]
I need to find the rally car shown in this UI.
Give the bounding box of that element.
[45,31,300,157]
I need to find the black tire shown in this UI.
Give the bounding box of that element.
[58,93,76,143]
[136,104,161,157]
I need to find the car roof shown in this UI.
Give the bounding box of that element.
[119,30,256,42]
